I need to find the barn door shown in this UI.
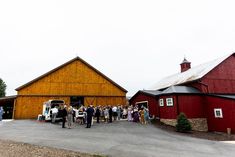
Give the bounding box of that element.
[70,96,84,109]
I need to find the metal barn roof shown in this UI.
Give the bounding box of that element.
[139,86,201,97]
[148,53,233,90]
[141,90,162,96]
[161,86,201,94]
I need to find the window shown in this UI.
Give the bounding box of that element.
[159,99,164,106]
[214,108,223,118]
[166,98,173,106]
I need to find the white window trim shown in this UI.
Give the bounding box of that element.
[159,99,164,107]
[166,98,174,106]
[214,108,223,118]
[135,101,149,109]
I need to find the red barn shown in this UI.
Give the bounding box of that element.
[130,53,235,133]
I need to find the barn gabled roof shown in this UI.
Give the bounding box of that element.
[15,56,127,92]
[141,90,162,96]
[148,53,234,90]
[129,86,201,102]
[161,86,201,94]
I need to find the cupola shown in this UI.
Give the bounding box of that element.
[180,58,191,72]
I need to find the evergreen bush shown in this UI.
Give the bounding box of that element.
[176,112,192,133]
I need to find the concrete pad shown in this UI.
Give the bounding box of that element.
[0,120,235,157]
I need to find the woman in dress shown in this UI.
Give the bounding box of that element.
[139,108,145,124]
[127,106,132,121]
[133,107,139,122]
[144,108,150,124]
[67,106,73,129]
[122,107,127,119]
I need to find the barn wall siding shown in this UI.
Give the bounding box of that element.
[178,95,206,118]
[205,96,235,133]
[159,95,178,119]
[14,96,70,119]
[202,55,235,94]
[15,59,126,119]
[15,96,126,119]
[18,60,125,97]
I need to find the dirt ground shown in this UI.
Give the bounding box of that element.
[153,120,235,141]
[0,139,104,157]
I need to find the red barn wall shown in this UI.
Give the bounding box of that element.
[158,95,206,119]
[178,95,206,118]
[206,96,235,133]
[201,54,235,94]
[159,95,178,119]
[130,93,159,117]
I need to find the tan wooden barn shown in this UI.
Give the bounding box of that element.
[14,57,127,119]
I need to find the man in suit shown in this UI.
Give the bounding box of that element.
[109,106,113,123]
[86,105,94,128]
[62,105,67,128]
[95,106,101,123]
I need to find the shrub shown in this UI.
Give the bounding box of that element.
[176,112,192,133]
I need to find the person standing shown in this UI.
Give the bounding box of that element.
[127,106,132,121]
[133,107,139,122]
[67,106,73,129]
[139,108,145,124]
[95,106,101,123]
[122,107,127,119]
[0,107,4,121]
[62,105,67,128]
[100,107,104,122]
[51,106,58,123]
[109,106,113,123]
[144,108,150,124]
[117,106,121,120]
[104,107,109,123]
[86,105,94,128]
[112,106,117,121]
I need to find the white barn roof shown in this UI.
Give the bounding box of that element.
[148,53,233,90]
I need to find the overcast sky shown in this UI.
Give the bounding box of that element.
[0,0,235,96]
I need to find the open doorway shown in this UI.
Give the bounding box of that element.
[70,96,84,109]
[136,101,148,110]
[0,96,16,119]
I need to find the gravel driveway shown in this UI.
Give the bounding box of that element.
[0,120,235,157]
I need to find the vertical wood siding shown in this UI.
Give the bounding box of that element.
[15,96,126,119]
[206,96,235,133]
[15,59,126,119]
[18,60,125,96]
[201,55,235,94]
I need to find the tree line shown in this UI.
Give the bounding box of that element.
[0,78,6,97]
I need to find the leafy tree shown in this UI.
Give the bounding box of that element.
[0,78,6,97]
[176,112,192,133]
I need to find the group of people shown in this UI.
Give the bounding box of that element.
[50,104,150,129]
[127,105,150,124]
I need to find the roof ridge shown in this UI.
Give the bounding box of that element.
[16,56,127,92]
[148,53,234,90]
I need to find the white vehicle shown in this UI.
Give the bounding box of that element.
[42,100,64,121]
